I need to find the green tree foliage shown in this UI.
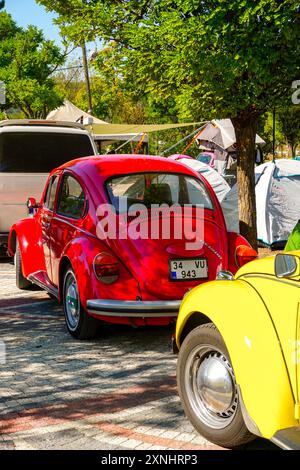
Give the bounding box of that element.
[277,107,300,158]
[54,64,188,155]
[38,0,300,246]
[0,11,65,118]
[54,64,149,123]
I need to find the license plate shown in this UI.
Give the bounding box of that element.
[169,259,208,281]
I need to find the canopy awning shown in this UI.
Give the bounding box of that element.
[88,122,207,135]
[93,133,149,142]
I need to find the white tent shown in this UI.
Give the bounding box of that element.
[196,119,265,175]
[220,184,239,233]
[196,119,265,151]
[47,100,148,144]
[255,159,300,247]
[170,157,231,203]
[47,99,107,124]
[220,159,300,246]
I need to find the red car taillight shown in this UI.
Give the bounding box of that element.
[235,245,258,268]
[93,253,119,284]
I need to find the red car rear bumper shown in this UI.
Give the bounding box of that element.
[86,299,181,318]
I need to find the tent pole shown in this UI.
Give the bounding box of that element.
[161,124,206,156]
[272,108,276,162]
[134,133,146,155]
[114,133,144,153]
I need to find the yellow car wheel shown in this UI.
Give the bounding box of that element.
[177,323,255,448]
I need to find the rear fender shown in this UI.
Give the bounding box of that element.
[176,280,297,439]
[8,219,45,277]
[58,236,140,306]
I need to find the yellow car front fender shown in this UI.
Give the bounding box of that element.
[176,279,298,439]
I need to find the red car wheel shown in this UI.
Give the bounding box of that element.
[15,239,32,290]
[63,267,99,340]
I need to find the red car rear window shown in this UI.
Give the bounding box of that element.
[106,172,214,213]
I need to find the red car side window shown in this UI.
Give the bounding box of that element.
[57,174,86,219]
[44,176,59,211]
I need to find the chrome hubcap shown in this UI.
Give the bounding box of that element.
[185,345,238,429]
[198,355,234,414]
[65,273,80,331]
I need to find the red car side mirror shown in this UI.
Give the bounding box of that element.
[27,197,40,214]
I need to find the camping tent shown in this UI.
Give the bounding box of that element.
[219,184,239,233]
[196,119,265,152]
[47,99,107,125]
[47,100,148,144]
[256,159,300,247]
[221,159,300,246]
[195,119,265,175]
[168,156,231,204]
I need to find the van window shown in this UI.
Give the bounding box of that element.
[0,131,94,173]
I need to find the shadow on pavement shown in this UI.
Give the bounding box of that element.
[238,437,280,450]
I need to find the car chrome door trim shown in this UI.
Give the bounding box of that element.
[28,271,59,299]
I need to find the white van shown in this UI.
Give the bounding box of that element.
[0,120,97,255]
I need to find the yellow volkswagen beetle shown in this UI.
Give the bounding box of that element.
[176,252,300,449]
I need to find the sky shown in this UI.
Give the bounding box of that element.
[5,0,62,46]
[4,0,100,63]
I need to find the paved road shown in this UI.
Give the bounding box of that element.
[0,260,277,451]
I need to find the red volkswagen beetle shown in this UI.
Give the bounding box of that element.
[8,155,256,339]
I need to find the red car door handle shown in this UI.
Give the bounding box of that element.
[41,214,52,228]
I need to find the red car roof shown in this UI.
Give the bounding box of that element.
[57,154,200,179]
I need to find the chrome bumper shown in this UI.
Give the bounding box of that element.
[86,299,181,318]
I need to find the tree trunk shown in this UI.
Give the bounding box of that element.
[232,113,259,250]
[288,141,297,159]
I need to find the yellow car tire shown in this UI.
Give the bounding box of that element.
[177,323,255,448]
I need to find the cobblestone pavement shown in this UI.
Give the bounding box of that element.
[0,260,277,451]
